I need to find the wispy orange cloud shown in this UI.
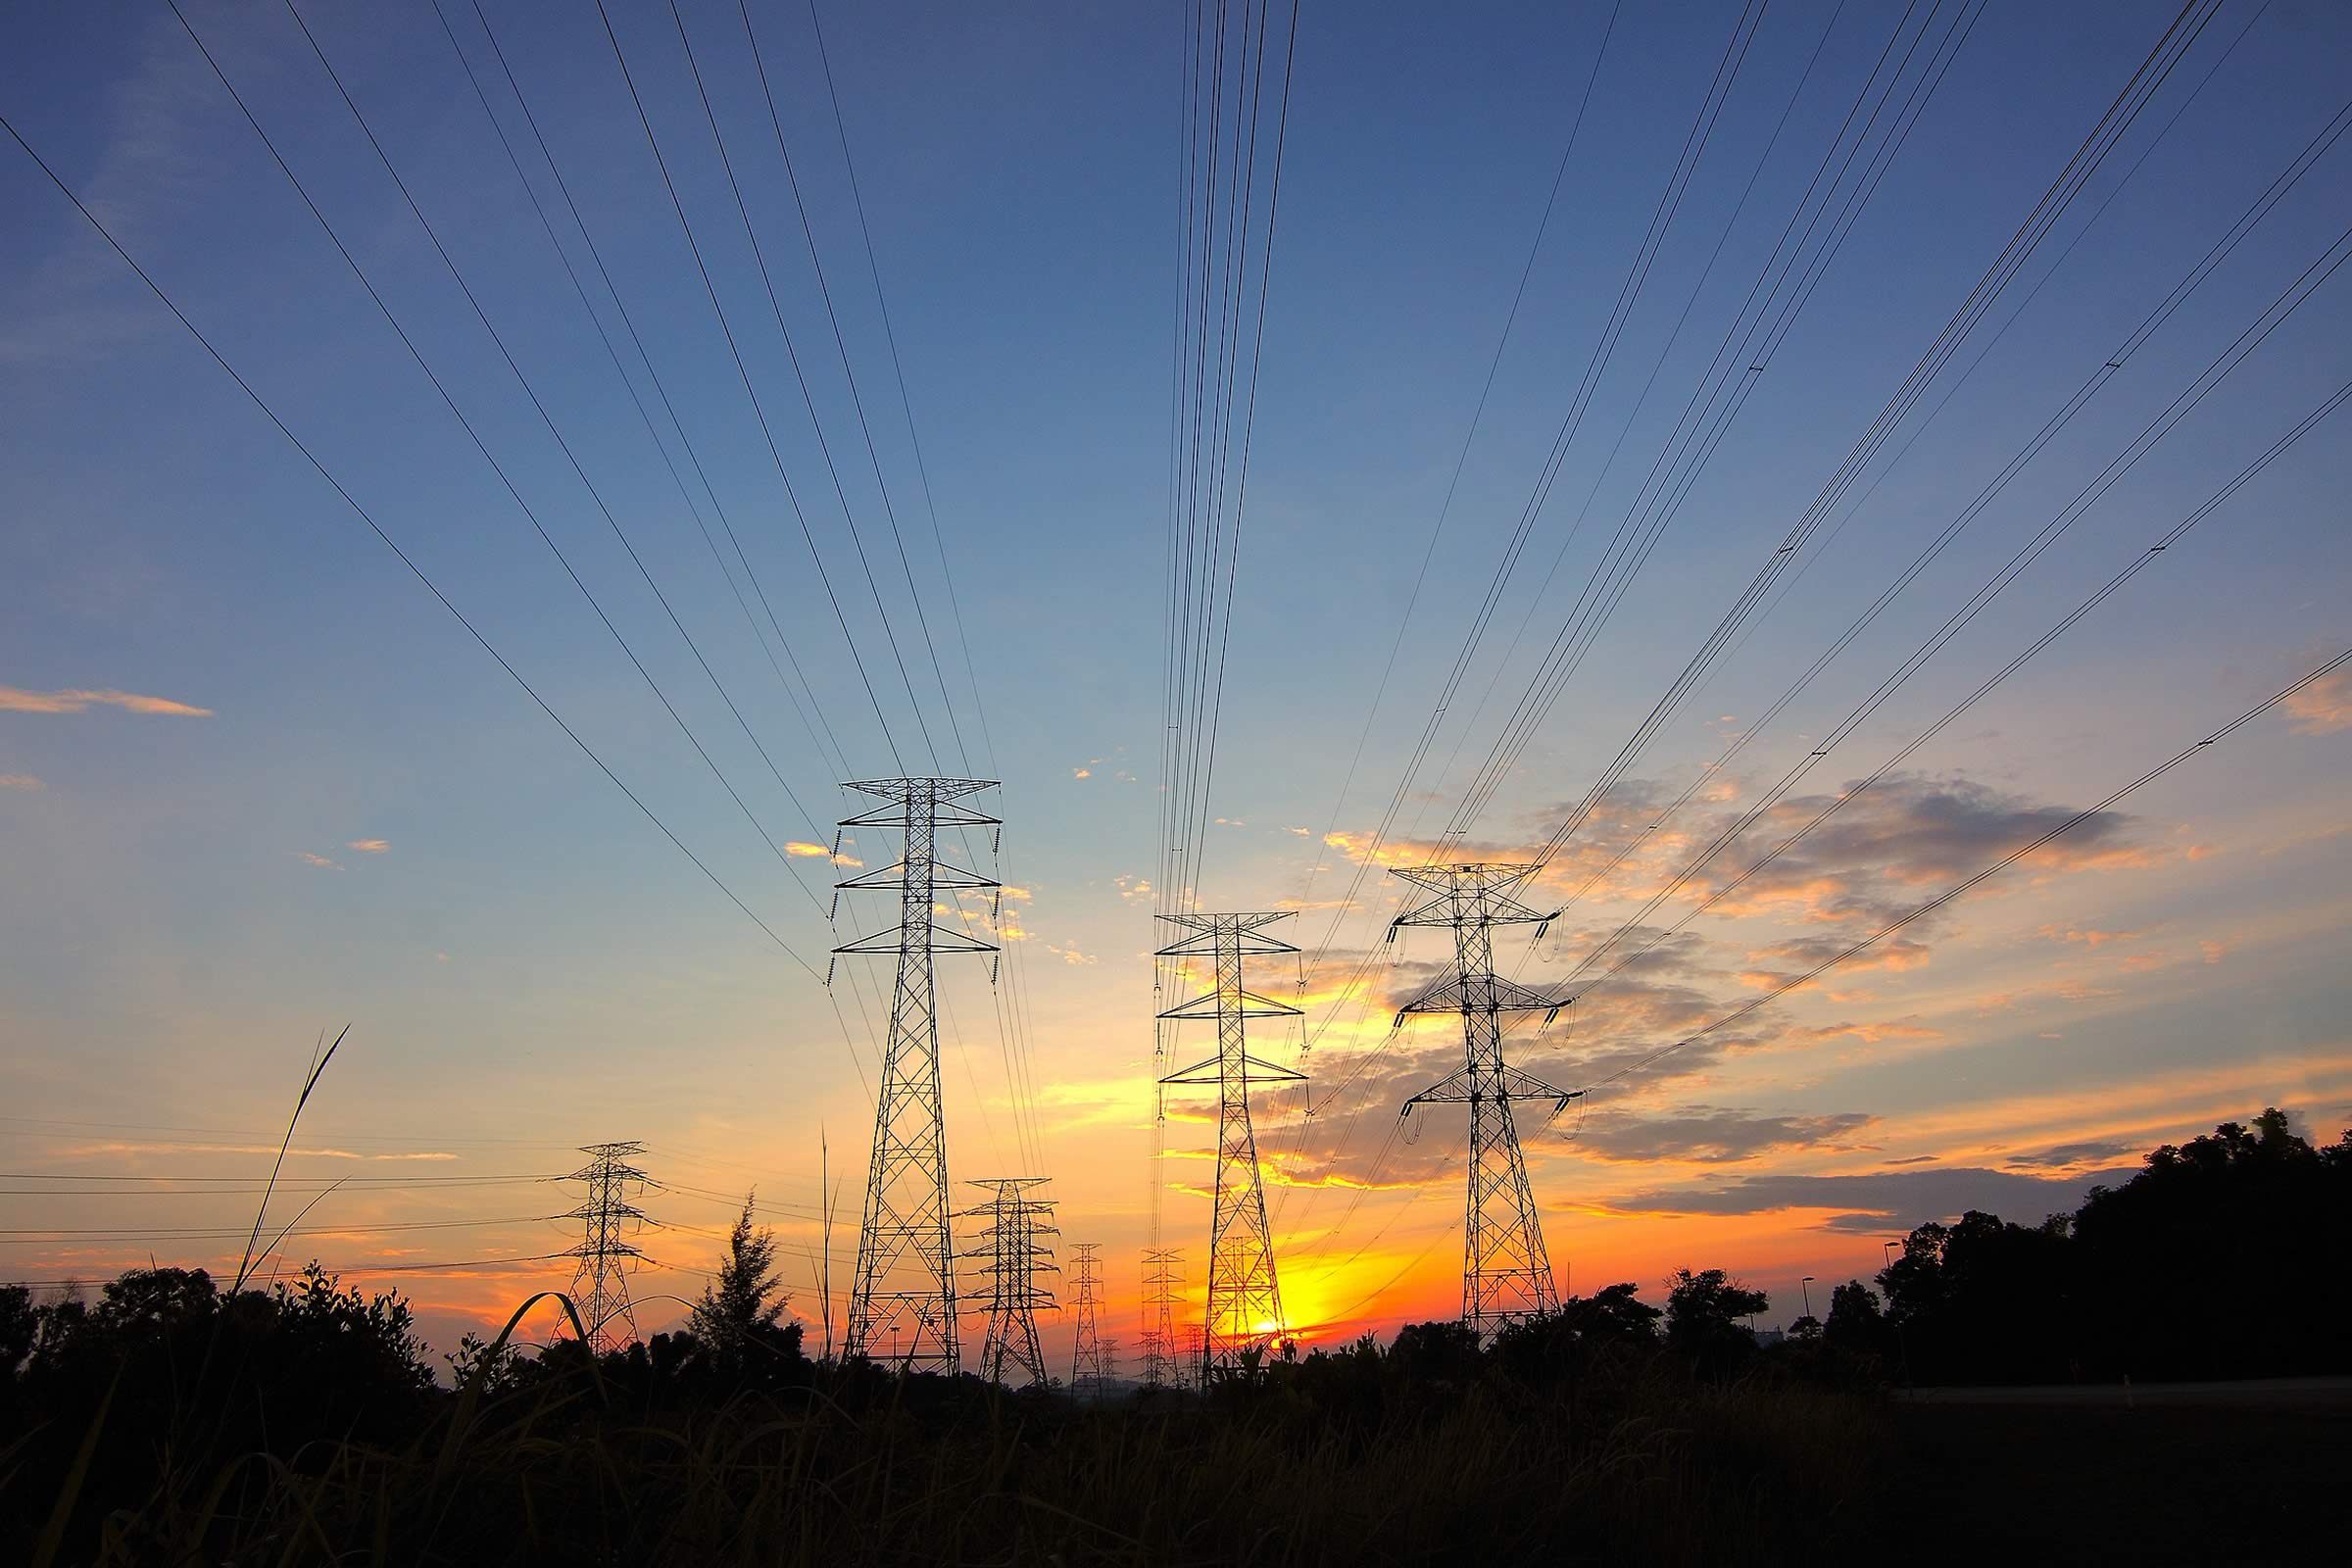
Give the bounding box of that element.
[2281,663,2352,734]
[0,685,213,716]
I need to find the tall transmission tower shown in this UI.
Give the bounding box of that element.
[957,1177,1058,1387]
[834,777,1001,1373]
[1069,1242,1113,1397]
[1139,1247,1185,1389]
[1156,912,1307,1383]
[563,1140,650,1353]
[1391,863,1581,1338]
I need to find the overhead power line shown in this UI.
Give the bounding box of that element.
[0,112,827,991]
[1579,647,2352,1095]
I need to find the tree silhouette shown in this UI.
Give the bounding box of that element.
[687,1190,799,1372]
[1823,1280,1887,1356]
[1665,1268,1769,1376]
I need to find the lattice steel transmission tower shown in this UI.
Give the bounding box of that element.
[1391,863,1581,1337]
[1069,1242,1114,1396]
[958,1177,1058,1386]
[1139,1247,1185,1389]
[834,777,1001,1373]
[1156,912,1307,1382]
[563,1141,650,1353]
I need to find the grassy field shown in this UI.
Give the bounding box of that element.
[22,1352,1893,1565]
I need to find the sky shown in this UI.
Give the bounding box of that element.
[3,0,2349,1371]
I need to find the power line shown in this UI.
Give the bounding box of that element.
[731,0,974,776]
[1578,646,2352,1096]
[1561,360,2352,1014]
[1273,0,1951,1206]
[646,0,946,772]
[0,113,825,989]
[1284,0,1788,1052]
[272,0,838,924]
[582,0,910,774]
[1486,0,2223,870]
[437,0,855,792]
[1289,0,1623,929]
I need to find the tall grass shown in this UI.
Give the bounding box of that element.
[49,1320,1887,1566]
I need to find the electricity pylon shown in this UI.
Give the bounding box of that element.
[563,1141,649,1353]
[834,778,1001,1373]
[1139,1248,1185,1389]
[1391,863,1581,1338]
[1069,1242,1114,1396]
[958,1177,1058,1386]
[1156,911,1306,1383]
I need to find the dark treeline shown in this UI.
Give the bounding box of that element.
[1817,1108,2352,1385]
[2,1113,2342,1564]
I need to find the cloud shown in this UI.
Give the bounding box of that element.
[299,852,342,871]
[1567,1105,1878,1165]
[346,839,390,855]
[784,841,832,858]
[0,685,213,716]
[1072,766,1093,779]
[0,774,41,792]
[2001,1140,2141,1169]
[1795,1019,1939,1046]
[2281,663,2352,735]
[62,1141,451,1160]
[2040,925,2137,947]
[1592,1165,2139,1227]
[0,10,228,367]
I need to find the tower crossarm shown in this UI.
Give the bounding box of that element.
[834,923,999,956]
[1154,910,1299,957]
[1393,974,1562,1026]
[1160,1051,1306,1087]
[1157,986,1300,1022]
[1402,1067,1584,1114]
[836,861,1001,892]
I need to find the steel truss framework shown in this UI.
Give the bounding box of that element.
[564,1140,650,1353]
[1392,863,1580,1338]
[1139,1247,1185,1389]
[958,1177,1058,1387]
[836,777,1001,1372]
[1068,1242,1116,1396]
[1157,911,1307,1383]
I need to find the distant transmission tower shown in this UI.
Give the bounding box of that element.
[1069,1243,1113,1396]
[1157,912,1307,1382]
[1392,864,1581,1337]
[1139,1248,1185,1389]
[958,1177,1058,1386]
[834,777,1001,1373]
[563,1140,649,1353]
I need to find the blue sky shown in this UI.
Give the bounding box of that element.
[4,0,2349,1354]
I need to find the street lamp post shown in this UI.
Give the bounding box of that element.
[1800,1276,1815,1320]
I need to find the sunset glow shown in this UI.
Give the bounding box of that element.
[3,0,2348,1380]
